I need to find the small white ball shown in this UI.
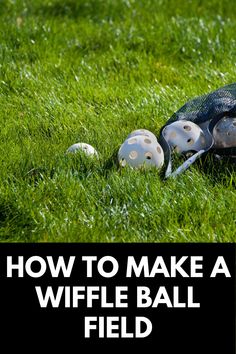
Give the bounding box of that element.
[127,129,157,142]
[162,120,207,154]
[118,135,164,169]
[213,117,236,149]
[67,143,98,157]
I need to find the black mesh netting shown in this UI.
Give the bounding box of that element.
[167,82,236,126]
[161,82,236,153]
[159,83,236,177]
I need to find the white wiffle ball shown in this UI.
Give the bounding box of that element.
[213,117,236,149]
[127,129,157,142]
[162,120,207,154]
[66,143,98,157]
[118,135,164,169]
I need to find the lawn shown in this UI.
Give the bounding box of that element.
[0,0,235,242]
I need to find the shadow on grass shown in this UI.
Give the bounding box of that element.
[33,0,122,21]
[0,199,33,240]
[156,152,236,185]
[196,153,236,186]
[23,148,236,187]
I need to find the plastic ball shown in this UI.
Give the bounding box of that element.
[127,129,157,142]
[67,143,98,157]
[213,117,236,149]
[162,120,207,154]
[118,135,164,169]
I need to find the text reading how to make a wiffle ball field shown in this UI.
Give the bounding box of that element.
[5,255,231,338]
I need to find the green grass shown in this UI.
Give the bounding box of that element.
[0,0,235,242]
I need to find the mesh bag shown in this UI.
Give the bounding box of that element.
[159,83,236,177]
